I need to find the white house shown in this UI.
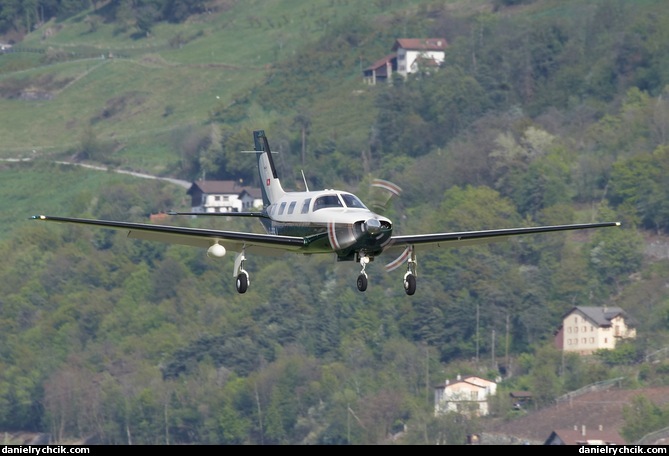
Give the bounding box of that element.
[392,38,448,77]
[434,375,497,417]
[187,180,262,213]
[554,306,636,355]
[363,38,448,84]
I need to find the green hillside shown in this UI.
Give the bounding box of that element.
[1,0,669,445]
[0,0,457,175]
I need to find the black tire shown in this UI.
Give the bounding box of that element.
[357,274,368,292]
[236,273,248,294]
[404,274,416,296]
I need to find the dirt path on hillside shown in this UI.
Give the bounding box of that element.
[1,157,191,189]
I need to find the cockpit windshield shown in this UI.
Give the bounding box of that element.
[340,193,368,209]
[313,194,343,211]
[313,193,368,211]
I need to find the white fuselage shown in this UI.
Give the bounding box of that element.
[261,189,393,257]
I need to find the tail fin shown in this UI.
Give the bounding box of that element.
[253,130,286,206]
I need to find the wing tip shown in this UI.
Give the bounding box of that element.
[30,215,46,220]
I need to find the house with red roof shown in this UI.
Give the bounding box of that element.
[363,38,448,84]
[434,375,497,417]
[544,425,626,445]
[187,180,262,213]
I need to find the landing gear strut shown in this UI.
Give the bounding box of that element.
[234,249,249,294]
[403,247,417,296]
[357,254,370,292]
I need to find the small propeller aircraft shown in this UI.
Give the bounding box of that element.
[32,130,620,295]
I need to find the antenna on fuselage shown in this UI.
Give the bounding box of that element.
[301,170,310,192]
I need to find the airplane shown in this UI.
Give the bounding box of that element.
[32,130,621,296]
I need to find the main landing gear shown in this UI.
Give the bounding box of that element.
[403,254,417,296]
[356,248,417,296]
[234,249,249,294]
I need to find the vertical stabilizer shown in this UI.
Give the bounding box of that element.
[254,130,286,206]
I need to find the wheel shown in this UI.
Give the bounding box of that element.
[404,273,416,296]
[236,272,248,294]
[356,273,368,292]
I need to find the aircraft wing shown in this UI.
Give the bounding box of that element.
[31,215,306,255]
[385,222,621,251]
[380,221,620,271]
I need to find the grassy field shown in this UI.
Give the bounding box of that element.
[1,0,465,175]
[0,160,191,240]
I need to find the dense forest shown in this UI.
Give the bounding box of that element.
[0,0,209,38]
[2,0,669,445]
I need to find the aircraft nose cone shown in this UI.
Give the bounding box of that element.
[364,218,382,234]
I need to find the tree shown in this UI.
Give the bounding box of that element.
[595,341,640,367]
[134,3,160,37]
[609,145,669,234]
[588,215,644,295]
[527,344,563,406]
[418,65,490,146]
[292,107,312,168]
[621,395,669,443]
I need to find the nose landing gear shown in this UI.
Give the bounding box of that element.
[355,248,417,295]
[357,254,370,292]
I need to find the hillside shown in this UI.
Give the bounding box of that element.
[1,0,669,445]
[484,386,669,444]
[0,0,456,176]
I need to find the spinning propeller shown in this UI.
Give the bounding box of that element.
[369,178,402,213]
[324,178,402,254]
[326,217,387,252]
[368,179,416,275]
[327,220,358,251]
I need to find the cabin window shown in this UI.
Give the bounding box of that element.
[301,198,311,214]
[287,201,296,215]
[278,202,286,215]
[314,194,343,211]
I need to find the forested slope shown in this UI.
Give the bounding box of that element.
[1,0,669,445]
